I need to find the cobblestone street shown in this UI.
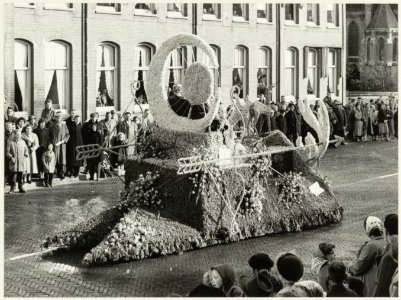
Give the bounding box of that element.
[4,141,398,297]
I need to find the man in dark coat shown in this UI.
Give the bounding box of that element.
[65,109,77,129]
[285,103,297,145]
[41,99,56,127]
[4,122,14,186]
[49,113,70,179]
[333,101,347,144]
[86,123,103,180]
[66,115,83,177]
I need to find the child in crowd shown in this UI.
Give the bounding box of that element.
[311,242,336,291]
[42,143,56,187]
[6,130,29,193]
[326,261,357,297]
[115,132,128,176]
[203,263,243,297]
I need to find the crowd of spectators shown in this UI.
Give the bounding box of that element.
[239,93,398,148]
[4,99,152,193]
[184,213,398,297]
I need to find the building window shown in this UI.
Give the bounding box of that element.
[203,3,221,20]
[285,48,297,97]
[134,3,157,16]
[96,3,121,13]
[134,44,154,104]
[167,47,187,93]
[233,46,248,98]
[378,38,385,61]
[393,38,398,62]
[201,45,221,87]
[307,4,319,26]
[14,40,32,113]
[167,3,188,18]
[327,4,339,27]
[257,4,272,23]
[44,3,73,10]
[348,22,359,57]
[285,4,299,24]
[15,3,35,8]
[307,49,318,95]
[96,43,118,108]
[45,41,70,110]
[367,38,371,61]
[257,47,271,96]
[233,4,249,22]
[327,50,337,95]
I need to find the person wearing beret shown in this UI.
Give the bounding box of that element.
[249,253,283,293]
[275,252,304,296]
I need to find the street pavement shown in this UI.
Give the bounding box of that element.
[3,140,398,297]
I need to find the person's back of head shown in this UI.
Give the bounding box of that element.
[292,280,324,297]
[276,252,304,284]
[248,253,274,272]
[384,214,398,236]
[328,260,347,284]
[347,276,364,297]
[188,284,226,297]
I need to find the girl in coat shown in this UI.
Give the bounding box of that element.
[22,124,39,183]
[6,130,29,193]
[42,143,56,187]
[203,263,243,297]
[348,216,387,297]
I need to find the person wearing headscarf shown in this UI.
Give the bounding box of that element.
[202,263,243,297]
[348,216,387,296]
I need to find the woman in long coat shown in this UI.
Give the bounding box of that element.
[34,119,50,181]
[86,123,103,180]
[49,114,70,178]
[348,216,387,297]
[368,105,378,141]
[361,103,370,142]
[353,102,364,141]
[66,115,83,177]
[21,124,39,183]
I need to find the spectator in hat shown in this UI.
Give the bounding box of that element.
[41,99,56,127]
[202,263,243,297]
[348,216,387,296]
[285,103,297,145]
[275,252,304,296]
[188,284,226,297]
[346,276,364,297]
[374,214,398,297]
[291,280,325,297]
[389,235,398,297]
[239,269,274,297]
[5,107,18,124]
[311,242,336,291]
[248,253,283,293]
[82,112,100,144]
[326,260,357,297]
[49,112,70,179]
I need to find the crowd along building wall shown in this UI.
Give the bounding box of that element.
[4,3,345,120]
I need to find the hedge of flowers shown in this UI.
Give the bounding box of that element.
[276,171,306,209]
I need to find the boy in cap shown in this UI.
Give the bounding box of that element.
[239,269,274,297]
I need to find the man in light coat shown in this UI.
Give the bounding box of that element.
[6,130,29,193]
[49,113,70,179]
[117,112,137,158]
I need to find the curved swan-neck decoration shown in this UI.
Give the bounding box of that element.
[146,33,221,133]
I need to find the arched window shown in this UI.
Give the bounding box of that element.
[307,49,318,95]
[167,47,187,93]
[378,38,385,61]
[393,38,398,62]
[257,47,272,96]
[96,43,119,108]
[327,50,337,95]
[134,43,155,103]
[201,44,221,87]
[233,46,248,98]
[14,40,32,113]
[348,22,359,56]
[367,38,371,61]
[45,40,70,110]
[285,48,297,97]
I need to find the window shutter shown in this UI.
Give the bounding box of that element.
[317,4,320,25]
[296,4,300,23]
[217,4,221,19]
[303,46,309,79]
[184,4,188,17]
[335,4,339,26]
[245,4,249,20]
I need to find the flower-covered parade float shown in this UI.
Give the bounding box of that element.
[43,34,342,265]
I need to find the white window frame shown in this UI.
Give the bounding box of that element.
[134,44,154,102]
[233,46,248,97]
[96,43,119,108]
[326,4,339,28]
[307,49,318,95]
[166,47,186,90]
[167,3,188,18]
[307,4,319,27]
[44,41,71,110]
[327,50,337,96]
[15,3,35,8]
[256,4,272,24]
[95,3,121,14]
[202,3,221,21]
[284,48,297,99]
[14,40,32,113]
[134,3,157,16]
[232,3,249,22]
[201,45,221,87]
[257,47,271,93]
[44,3,73,11]
[284,4,299,25]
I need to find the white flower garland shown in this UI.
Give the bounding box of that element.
[146,33,221,133]
[182,62,213,106]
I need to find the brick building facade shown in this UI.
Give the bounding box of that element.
[3,3,345,119]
